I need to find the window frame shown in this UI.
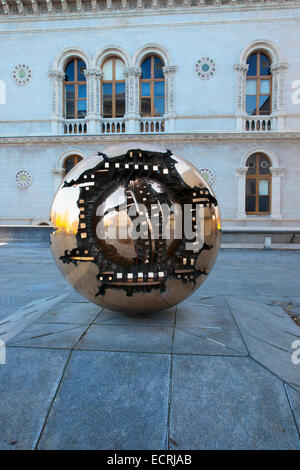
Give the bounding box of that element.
[63,58,87,120]
[101,57,125,119]
[245,153,272,215]
[246,51,272,116]
[140,55,165,117]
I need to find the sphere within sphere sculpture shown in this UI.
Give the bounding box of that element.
[50,144,221,314]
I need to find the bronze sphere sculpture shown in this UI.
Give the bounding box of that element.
[50,144,221,313]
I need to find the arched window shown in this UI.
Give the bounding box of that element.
[64,58,87,119]
[140,55,165,116]
[246,51,272,116]
[102,57,125,118]
[63,155,83,176]
[245,153,271,214]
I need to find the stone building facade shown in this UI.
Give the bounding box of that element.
[0,0,299,228]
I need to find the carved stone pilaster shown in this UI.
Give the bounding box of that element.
[84,68,102,118]
[124,66,141,133]
[48,69,65,118]
[163,65,177,116]
[270,62,288,132]
[234,63,249,132]
[124,66,141,117]
[48,69,65,134]
[234,63,249,116]
[271,62,288,114]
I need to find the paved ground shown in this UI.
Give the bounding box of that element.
[0,242,299,450]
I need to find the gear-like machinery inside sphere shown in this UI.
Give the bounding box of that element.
[50,144,221,314]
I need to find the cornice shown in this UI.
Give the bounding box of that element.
[1,132,300,145]
[0,2,300,24]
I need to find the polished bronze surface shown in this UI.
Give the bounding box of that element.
[50,143,221,313]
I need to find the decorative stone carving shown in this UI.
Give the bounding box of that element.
[16,170,32,189]
[195,58,216,80]
[48,69,65,118]
[234,63,249,116]
[270,167,284,177]
[84,68,102,117]
[12,64,32,86]
[124,66,141,117]
[270,63,288,115]
[163,65,177,116]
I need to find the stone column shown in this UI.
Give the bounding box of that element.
[163,65,177,132]
[270,168,284,219]
[270,63,288,131]
[124,66,141,133]
[48,69,65,134]
[234,64,249,131]
[236,168,248,218]
[84,68,102,134]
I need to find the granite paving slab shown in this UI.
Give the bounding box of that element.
[36,302,102,325]
[7,323,87,349]
[169,356,300,450]
[0,347,69,450]
[75,324,174,353]
[37,350,170,450]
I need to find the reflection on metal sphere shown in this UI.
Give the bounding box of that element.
[50,144,221,314]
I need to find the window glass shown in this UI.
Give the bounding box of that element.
[77,60,86,81]
[259,180,269,196]
[102,60,113,80]
[154,97,164,115]
[260,54,271,76]
[259,196,269,212]
[115,82,125,117]
[260,79,270,94]
[102,83,113,117]
[246,179,256,195]
[141,97,151,115]
[154,57,164,78]
[78,85,86,99]
[259,155,271,175]
[246,53,257,76]
[115,59,125,80]
[66,101,75,119]
[246,155,256,175]
[65,61,74,81]
[154,81,164,97]
[141,82,150,96]
[246,95,257,115]
[141,58,151,79]
[77,100,86,117]
[246,80,257,95]
[246,196,256,212]
[65,84,75,100]
[259,95,271,115]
